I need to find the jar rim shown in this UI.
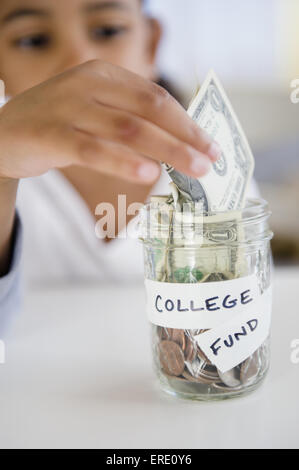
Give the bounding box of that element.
[139,197,273,246]
[141,197,271,223]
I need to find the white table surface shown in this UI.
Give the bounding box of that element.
[0,267,299,449]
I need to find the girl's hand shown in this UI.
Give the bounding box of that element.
[0,59,220,184]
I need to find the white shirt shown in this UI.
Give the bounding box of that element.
[17,169,259,287]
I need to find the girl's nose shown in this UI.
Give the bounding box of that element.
[53,39,99,74]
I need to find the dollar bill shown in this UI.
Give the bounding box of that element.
[165,70,255,212]
[145,195,248,282]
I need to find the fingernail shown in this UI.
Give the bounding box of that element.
[190,154,211,176]
[207,141,222,161]
[137,163,160,182]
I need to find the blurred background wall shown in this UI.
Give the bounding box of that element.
[147,0,299,263]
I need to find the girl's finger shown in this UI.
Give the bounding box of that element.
[73,101,211,178]
[74,61,221,162]
[74,132,161,184]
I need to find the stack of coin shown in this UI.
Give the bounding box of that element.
[154,307,267,392]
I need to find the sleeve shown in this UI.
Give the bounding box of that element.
[0,213,23,336]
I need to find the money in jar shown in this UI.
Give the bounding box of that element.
[139,70,274,400]
[139,198,273,400]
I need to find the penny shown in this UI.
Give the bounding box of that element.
[184,336,197,362]
[171,329,186,350]
[158,340,185,377]
[218,367,241,388]
[165,328,174,339]
[157,327,172,340]
[240,351,261,384]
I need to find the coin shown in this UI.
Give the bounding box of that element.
[171,329,186,351]
[240,351,261,384]
[184,336,197,362]
[158,340,185,377]
[158,327,172,340]
[199,364,219,382]
[217,366,241,388]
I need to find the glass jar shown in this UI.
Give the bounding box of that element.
[139,198,273,401]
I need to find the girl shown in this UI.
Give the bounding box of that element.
[0,0,228,327]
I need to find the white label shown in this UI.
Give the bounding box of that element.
[195,288,272,372]
[145,275,260,329]
[145,276,272,372]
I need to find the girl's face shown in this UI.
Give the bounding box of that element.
[0,0,161,96]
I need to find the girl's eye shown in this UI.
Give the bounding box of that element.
[90,26,127,40]
[13,34,51,49]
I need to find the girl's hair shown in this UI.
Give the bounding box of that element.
[138,1,183,104]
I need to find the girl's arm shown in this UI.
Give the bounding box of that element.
[0,59,220,273]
